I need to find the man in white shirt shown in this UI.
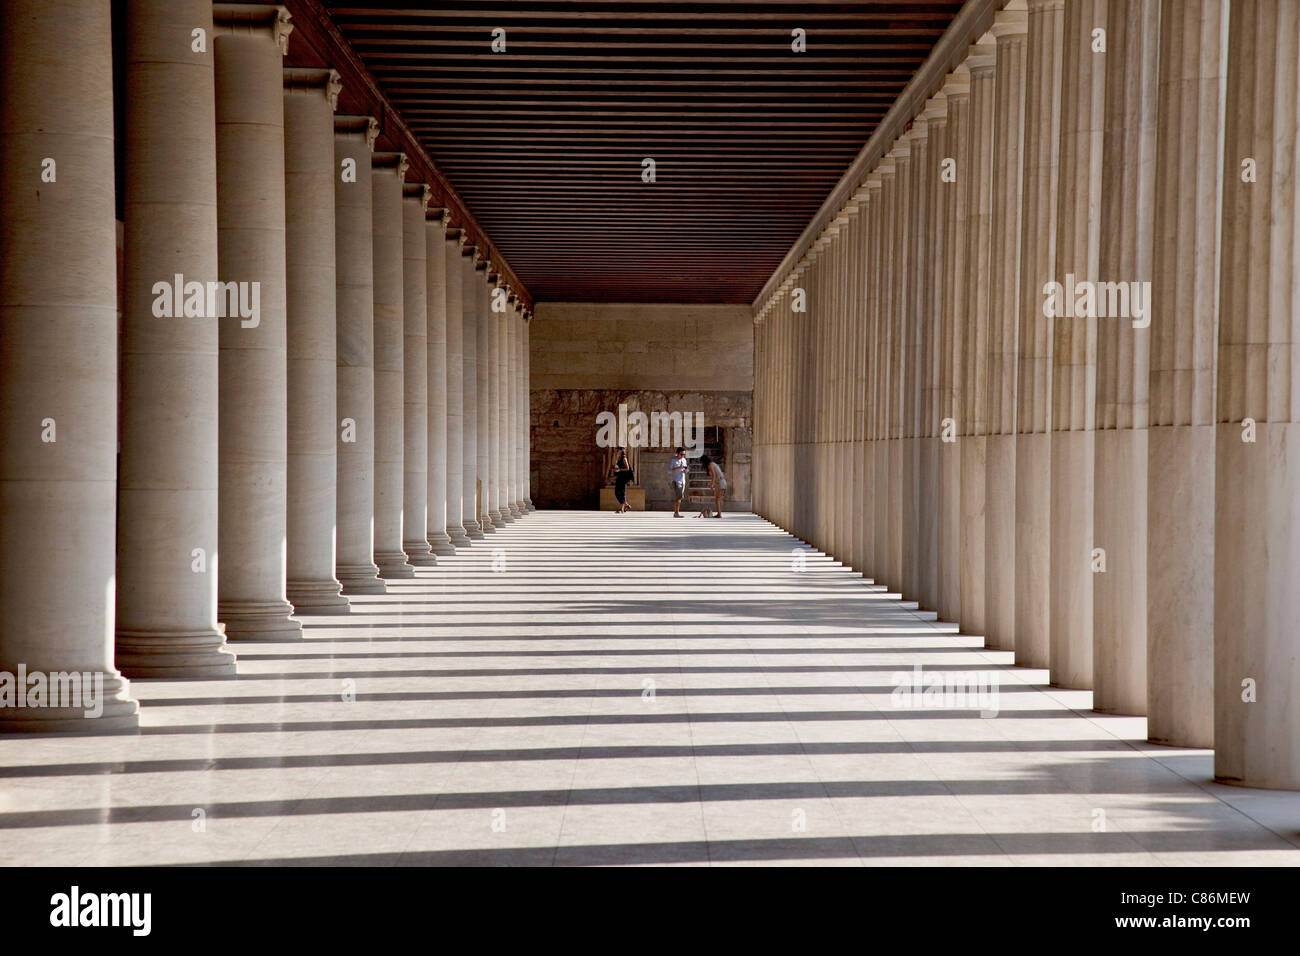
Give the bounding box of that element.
[668,447,688,517]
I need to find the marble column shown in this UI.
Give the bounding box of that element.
[899,129,924,601]
[0,0,140,730]
[1214,0,1300,790]
[524,312,535,510]
[425,209,458,554]
[485,269,505,528]
[461,247,483,538]
[1048,0,1106,689]
[1093,0,1157,714]
[1014,0,1064,670]
[476,259,495,532]
[961,41,997,638]
[509,299,524,517]
[918,92,949,612]
[371,152,414,578]
[283,67,348,615]
[401,182,437,566]
[984,4,1029,653]
[115,0,238,675]
[444,229,471,545]
[334,114,385,594]
[938,68,969,623]
[497,280,516,522]
[869,164,892,586]
[1147,0,1225,748]
[213,4,301,640]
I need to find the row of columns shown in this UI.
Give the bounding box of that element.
[753,0,1300,790]
[0,0,533,732]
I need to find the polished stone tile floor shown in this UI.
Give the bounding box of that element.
[3,510,1299,866]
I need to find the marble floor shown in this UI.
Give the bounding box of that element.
[2,509,1298,866]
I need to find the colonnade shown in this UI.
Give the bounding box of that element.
[0,0,533,732]
[753,0,1300,790]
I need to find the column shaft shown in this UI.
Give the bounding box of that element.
[461,249,483,538]
[401,183,436,566]
[0,0,139,729]
[444,232,470,545]
[213,4,301,639]
[426,211,457,554]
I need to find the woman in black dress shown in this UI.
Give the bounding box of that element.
[611,448,634,513]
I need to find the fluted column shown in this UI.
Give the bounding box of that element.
[1214,0,1300,790]
[0,0,140,730]
[960,41,997,638]
[115,0,238,675]
[869,163,892,584]
[371,152,414,578]
[401,182,436,567]
[900,126,925,600]
[1048,0,1106,689]
[1093,0,1157,714]
[426,209,457,554]
[1014,0,1064,669]
[984,3,1028,652]
[461,246,483,538]
[1146,0,1225,748]
[283,68,348,616]
[213,4,301,640]
[444,230,471,545]
[334,115,385,594]
[938,67,969,623]
[917,92,949,611]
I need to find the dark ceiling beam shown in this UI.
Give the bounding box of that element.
[282,0,533,310]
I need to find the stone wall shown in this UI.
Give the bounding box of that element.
[530,389,752,510]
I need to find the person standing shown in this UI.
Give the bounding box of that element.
[610,447,634,513]
[668,447,688,518]
[701,454,726,518]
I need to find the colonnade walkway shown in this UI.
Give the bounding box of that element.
[2,510,1297,867]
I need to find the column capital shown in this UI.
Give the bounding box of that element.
[966,40,997,75]
[335,114,378,149]
[920,89,948,121]
[284,68,342,110]
[213,4,293,55]
[941,65,971,100]
[403,182,432,208]
[991,4,1029,40]
[372,151,408,179]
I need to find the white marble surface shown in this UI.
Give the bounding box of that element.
[1,511,1297,867]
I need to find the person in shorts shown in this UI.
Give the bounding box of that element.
[668,447,688,517]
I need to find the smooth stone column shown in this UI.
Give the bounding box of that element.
[1093,0,1156,714]
[1213,0,1300,790]
[283,67,349,614]
[938,69,969,623]
[1014,0,1064,670]
[461,247,483,538]
[869,164,893,586]
[334,115,385,594]
[425,209,457,554]
[960,42,997,638]
[116,0,237,675]
[485,269,506,527]
[508,297,524,517]
[524,312,535,510]
[371,152,414,578]
[1048,0,1106,689]
[213,4,301,640]
[444,230,471,545]
[475,259,495,533]
[401,182,437,566]
[1147,0,1225,748]
[0,0,140,730]
[984,4,1028,652]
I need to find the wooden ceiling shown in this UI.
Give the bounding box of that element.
[322,1,964,303]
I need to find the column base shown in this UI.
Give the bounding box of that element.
[0,671,140,734]
[526,498,535,511]
[287,578,350,614]
[219,600,304,641]
[446,523,472,547]
[428,530,458,555]
[403,539,438,567]
[375,550,416,579]
[338,563,387,595]
[508,502,523,518]
[489,507,506,526]
[115,627,238,678]
[464,518,485,540]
